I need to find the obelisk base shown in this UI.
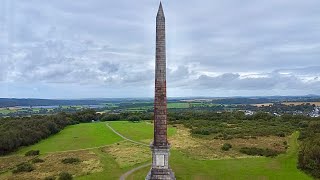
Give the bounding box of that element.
[146,143,175,180]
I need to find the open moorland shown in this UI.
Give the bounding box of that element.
[0,116,315,180]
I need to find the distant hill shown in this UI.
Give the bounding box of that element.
[0,98,107,108]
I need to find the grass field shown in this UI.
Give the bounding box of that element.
[128,132,311,180]
[108,121,176,142]
[168,102,190,108]
[1,121,312,180]
[15,122,123,154]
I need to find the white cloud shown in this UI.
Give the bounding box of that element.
[1,0,320,98]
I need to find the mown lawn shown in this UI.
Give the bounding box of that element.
[128,132,312,180]
[15,122,123,154]
[108,121,176,142]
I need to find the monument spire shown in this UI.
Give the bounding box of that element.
[157,2,164,17]
[146,2,176,180]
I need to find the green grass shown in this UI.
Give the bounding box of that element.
[108,121,176,142]
[0,109,16,115]
[128,131,311,180]
[15,122,123,154]
[168,102,190,108]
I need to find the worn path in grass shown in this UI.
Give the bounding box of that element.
[107,121,176,143]
[105,122,151,180]
[105,123,149,147]
[128,131,312,180]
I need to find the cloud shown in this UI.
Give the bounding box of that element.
[191,72,320,91]
[1,0,320,98]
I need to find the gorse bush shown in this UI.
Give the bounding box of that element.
[12,163,34,173]
[58,172,73,180]
[61,157,81,164]
[221,143,232,151]
[44,176,56,180]
[32,158,45,163]
[239,147,280,157]
[25,150,40,156]
[298,121,320,178]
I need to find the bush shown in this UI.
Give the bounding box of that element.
[44,176,56,180]
[25,150,40,156]
[127,115,141,122]
[58,172,73,180]
[12,163,35,173]
[61,157,81,164]
[298,136,320,178]
[239,147,280,157]
[221,143,232,151]
[32,158,45,163]
[276,132,286,137]
[100,114,121,121]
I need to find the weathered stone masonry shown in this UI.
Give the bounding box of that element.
[146,2,176,180]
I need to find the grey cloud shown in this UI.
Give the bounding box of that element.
[192,72,320,91]
[1,0,320,97]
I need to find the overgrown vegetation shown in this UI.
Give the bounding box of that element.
[25,150,40,156]
[32,158,45,163]
[169,111,316,138]
[61,157,81,164]
[221,143,232,151]
[58,172,73,180]
[44,176,56,180]
[239,147,281,157]
[298,121,320,178]
[12,162,35,173]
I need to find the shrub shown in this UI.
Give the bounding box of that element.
[298,136,320,178]
[61,157,81,164]
[221,143,232,151]
[276,132,286,137]
[25,150,40,156]
[44,176,56,180]
[239,147,280,157]
[127,115,141,122]
[32,158,45,163]
[12,163,35,173]
[58,172,73,180]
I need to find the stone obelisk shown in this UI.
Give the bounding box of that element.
[146,2,175,180]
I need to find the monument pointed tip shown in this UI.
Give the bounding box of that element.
[157,1,164,17]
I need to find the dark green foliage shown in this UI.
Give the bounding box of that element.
[170,111,315,138]
[127,115,141,122]
[44,176,56,180]
[100,114,121,121]
[239,147,281,157]
[32,158,45,163]
[25,150,40,156]
[276,132,286,137]
[298,121,320,178]
[12,162,35,173]
[58,172,73,180]
[221,143,232,151]
[61,157,81,164]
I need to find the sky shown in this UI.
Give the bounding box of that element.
[0,0,320,98]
